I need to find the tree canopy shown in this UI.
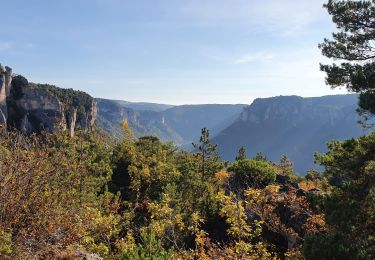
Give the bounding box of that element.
[304,133,375,259]
[320,0,375,117]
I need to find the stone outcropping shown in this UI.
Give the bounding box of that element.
[0,65,97,136]
[0,66,12,123]
[239,95,350,123]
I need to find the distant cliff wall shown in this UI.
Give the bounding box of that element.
[213,94,365,174]
[0,65,97,136]
[96,98,183,143]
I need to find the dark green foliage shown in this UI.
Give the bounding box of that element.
[253,152,268,162]
[304,133,375,259]
[235,146,247,161]
[304,2,375,257]
[304,233,354,260]
[228,159,276,189]
[320,0,375,118]
[110,145,133,199]
[120,228,175,260]
[192,128,222,180]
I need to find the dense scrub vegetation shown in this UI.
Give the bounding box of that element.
[1,121,372,259]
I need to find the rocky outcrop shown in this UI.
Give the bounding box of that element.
[238,95,356,123]
[240,96,304,123]
[250,177,326,252]
[66,108,77,137]
[0,66,12,123]
[0,65,97,136]
[7,85,66,132]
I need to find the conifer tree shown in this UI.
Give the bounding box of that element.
[320,0,375,117]
[235,146,247,161]
[192,128,221,180]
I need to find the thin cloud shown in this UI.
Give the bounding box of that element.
[233,52,274,65]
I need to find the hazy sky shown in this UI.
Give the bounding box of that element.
[1,0,347,105]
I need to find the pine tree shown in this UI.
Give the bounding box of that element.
[192,128,220,180]
[320,0,375,118]
[235,146,247,161]
[304,133,375,259]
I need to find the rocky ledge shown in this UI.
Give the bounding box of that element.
[0,65,97,136]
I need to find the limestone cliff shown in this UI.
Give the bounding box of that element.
[213,95,365,174]
[0,65,97,136]
[0,66,12,123]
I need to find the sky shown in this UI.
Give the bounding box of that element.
[1,0,347,105]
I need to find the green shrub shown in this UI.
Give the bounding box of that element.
[228,159,276,189]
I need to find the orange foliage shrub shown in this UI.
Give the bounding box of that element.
[0,129,114,258]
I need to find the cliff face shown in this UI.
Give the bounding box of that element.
[239,95,357,124]
[213,95,366,174]
[0,66,97,136]
[96,98,184,143]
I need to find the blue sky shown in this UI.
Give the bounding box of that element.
[1,0,347,104]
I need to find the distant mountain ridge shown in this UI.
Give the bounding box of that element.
[96,98,246,145]
[213,94,366,175]
[162,104,246,145]
[111,100,174,112]
[96,99,183,142]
